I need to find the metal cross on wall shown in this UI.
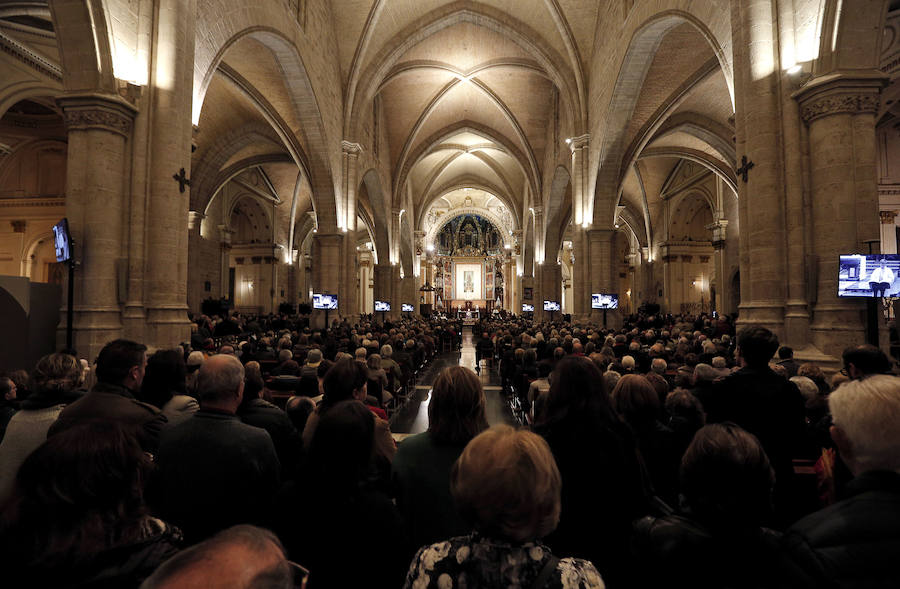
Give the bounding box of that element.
[736,155,755,183]
[173,168,191,193]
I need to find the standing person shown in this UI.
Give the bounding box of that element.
[704,326,806,525]
[0,423,182,587]
[392,366,488,556]
[155,355,280,543]
[0,354,84,503]
[139,349,198,427]
[784,375,900,588]
[533,356,649,587]
[403,426,604,588]
[277,400,407,589]
[49,339,166,452]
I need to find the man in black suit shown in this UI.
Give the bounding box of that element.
[156,354,280,543]
[705,326,806,524]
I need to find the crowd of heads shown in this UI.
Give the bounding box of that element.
[0,307,898,588]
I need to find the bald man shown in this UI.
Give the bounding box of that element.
[140,525,295,589]
[155,355,280,543]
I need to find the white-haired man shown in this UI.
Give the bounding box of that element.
[784,374,900,588]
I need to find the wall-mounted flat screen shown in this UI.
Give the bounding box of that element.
[592,293,619,309]
[522,303,534,312]
[543,300,561,312]
[375,300,391,312]
[53,218,72,263]
[312,293,338,309]
[838,254,900,297]
[401,303,414,312]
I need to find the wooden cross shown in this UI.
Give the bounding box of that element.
[736,155,755,183]
[173,168,191,193]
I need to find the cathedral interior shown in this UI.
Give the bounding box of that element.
[0,0,899,367]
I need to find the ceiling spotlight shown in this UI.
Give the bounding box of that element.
[565,138,572,145]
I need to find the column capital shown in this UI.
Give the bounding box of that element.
[187,210,205,230]
[794,71,888,124]
[341,140,363,155]
[531,205,543,216]
[56,93,137,137]
[880,210,899,224]
[568,133,590,151]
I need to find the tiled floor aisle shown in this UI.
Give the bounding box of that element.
[389,327,516,435]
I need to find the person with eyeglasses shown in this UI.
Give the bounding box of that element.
[840,344,893,380]
[140,524,304,588]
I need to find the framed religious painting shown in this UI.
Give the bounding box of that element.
[523,287,533,300]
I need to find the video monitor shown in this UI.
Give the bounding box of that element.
[591,293,619,309]
[838,254,900,297]
[374,300,391,312]
[53,218,72,263]
[401,303,414,312]
[543,300,561,312]
[521,303,534,312]
[312,293,338,309]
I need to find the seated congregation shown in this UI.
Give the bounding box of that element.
[0,311,898,589]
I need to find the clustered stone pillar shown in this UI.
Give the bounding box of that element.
[143,0,195,349]
[569,134,590,320]
[587,229,619,328]
[341,141,362,318]
[796,74,886,358]
[312,233,343,328]
[57,95,136,360]
[732,0,787,335]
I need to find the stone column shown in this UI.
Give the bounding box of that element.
[587,229,619,327]
[144,0,195,348]
[880,211,898,254]
[537,263,561,322]
[57,95,136,360]
[312,233,343,327]
[732,0,786,334]
[218,225,234,299]
[186,211,205,312]
[572,226,588,319]
[341,142,361,317]
[708,220,729,314]
[795,73,886,358]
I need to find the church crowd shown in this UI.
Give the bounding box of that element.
[0,310,898,588]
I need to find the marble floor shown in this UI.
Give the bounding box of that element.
[389,327,516,436]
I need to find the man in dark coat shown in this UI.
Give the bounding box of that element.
[776,345,800,377]
[156,355,280,543]
[705,326,806,524]
[49,339,165,452]
[783,375,900,589]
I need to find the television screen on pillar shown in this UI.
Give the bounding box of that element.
[52,218,72,263]
[374,300,391,312]
[543,300,561,312]
[591,293,619,309]
[313,293,338,309]
[522,303,534,312]
[838,254,900,297]
[401,303,414,312]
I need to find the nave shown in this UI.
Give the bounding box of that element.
[389,326,516,438]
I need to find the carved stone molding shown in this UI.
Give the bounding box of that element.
[57,94,137,138]
[794,73,888,124]
[341,140,362,155]
[568,133,590,152]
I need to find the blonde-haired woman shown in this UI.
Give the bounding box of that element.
[403,425,604,588]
